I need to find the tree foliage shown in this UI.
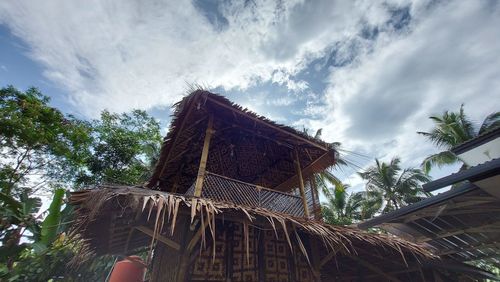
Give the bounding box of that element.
[418,104,500,173]
[76,110,161,186]
[359,157,430,213]
[321,183,381,226]
[0,86,162,280]
[0,86,92,195]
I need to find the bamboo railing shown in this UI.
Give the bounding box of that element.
[185,172,306,217]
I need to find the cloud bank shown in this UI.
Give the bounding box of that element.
[1,0,499,188]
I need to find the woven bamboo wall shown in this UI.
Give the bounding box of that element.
[150,221,314,282]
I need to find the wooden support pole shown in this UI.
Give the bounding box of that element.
[310,177,321,220]
[186,219,210,252]
[194,115,214,197]
[319,249,339,268]
[275,151,332,191]
[135,226,181,251]
[294,148,310,218]
[176,218,194,282]
[309,236,322,281]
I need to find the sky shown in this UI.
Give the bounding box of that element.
[1,0,499,193]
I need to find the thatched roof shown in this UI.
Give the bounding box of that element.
[146,90,337,193]
[70,186,442,278]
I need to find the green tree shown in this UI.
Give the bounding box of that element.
[0,86,92,195]
[321,183,381,225]
[302,128,347,194]
[359,158,430,213]
[76,110,162,186]
[0,86,162,280]
[418,105,500,173]
[302,128,374,223]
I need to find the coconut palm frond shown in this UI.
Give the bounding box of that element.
[359,158,429,214]
[418,105,498,173]
[479,111,500,134]
[421,151,458,174]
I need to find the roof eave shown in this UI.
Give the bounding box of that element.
[422,158,500,192]
[358,183,477,229]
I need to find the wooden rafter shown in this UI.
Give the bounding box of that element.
[206,96,329,151]
[135,226,181,251]
[438,241,500,256]
[274,151,333,191]
[186,219,210,252]
[401,201,500,223]
[421,221,500,242]
[320,249,340,268]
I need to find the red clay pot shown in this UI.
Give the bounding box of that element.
[109,256,146,282]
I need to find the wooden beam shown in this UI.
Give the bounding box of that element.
[294,148,310,218]
[320,249,340,268]
[194,115,214,197]
[310,177,322,220]
[135,226,181,251]
[186,219,210,252]
[401,208,500,223]
[348,255,401,282]
[275,151,333,191]
[206,96,329,151]
[438,241,500,256]
[401,200,499,223]
[421,222,500,242]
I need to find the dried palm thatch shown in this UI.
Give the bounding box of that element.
[70,186,437,280]
[145,90,337,194]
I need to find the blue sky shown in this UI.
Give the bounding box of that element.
[1,0,499,192]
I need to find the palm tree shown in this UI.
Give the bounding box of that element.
[321,183,382,225]
[303,128,348,194]
[359,158,430,213]
[302,128,380,221]
[418,105,499,173]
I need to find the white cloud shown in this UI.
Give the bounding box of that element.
[1,0,498,191]
[312,0,500,186]
[0,0,401,115]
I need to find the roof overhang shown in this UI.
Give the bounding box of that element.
[359,168,500,267]
[423,158,500,192]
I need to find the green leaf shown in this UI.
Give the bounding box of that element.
[20,192,42,215]
[31,242,48,254]
[40,188,65,245]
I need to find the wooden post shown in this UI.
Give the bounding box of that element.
[310,177,322,221]
[309,235,322,281]
[194,115,214,197]
[176,218,194,282]
[294,148,310,218]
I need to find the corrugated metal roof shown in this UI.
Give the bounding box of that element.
[452,126,500,154]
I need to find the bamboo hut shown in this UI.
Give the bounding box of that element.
[70,90,485,281]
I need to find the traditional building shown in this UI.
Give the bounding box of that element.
[70,90,484,281]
